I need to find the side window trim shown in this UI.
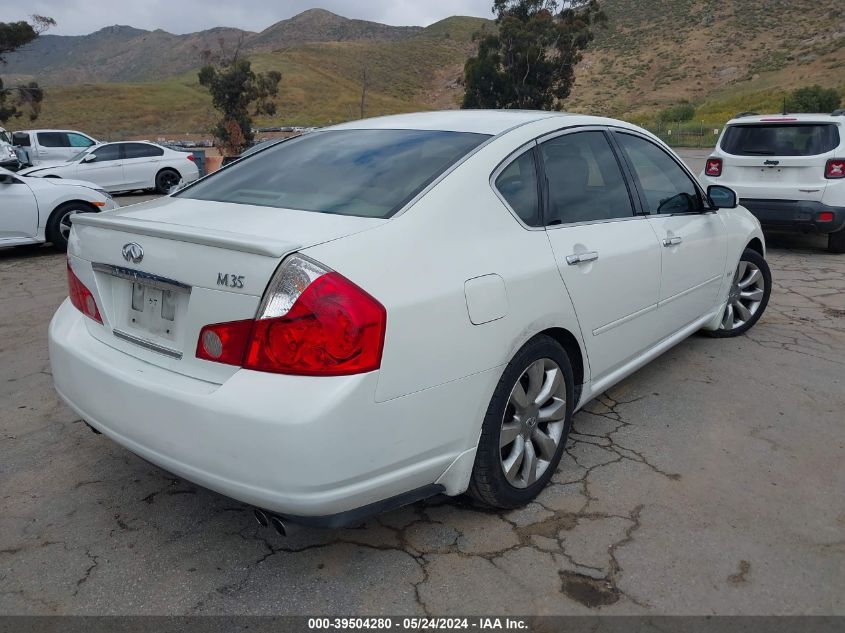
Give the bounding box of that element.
[535,126,641,228]
[489,140,545,230]
[610,129,708,215]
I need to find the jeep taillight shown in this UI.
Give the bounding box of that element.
[196,255,386,376]
[67,260,102,324]
[705,158,723,177]
[825,159,845,179]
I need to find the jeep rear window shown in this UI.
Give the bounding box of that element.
[178,129,490,218]
[721,123,840,156]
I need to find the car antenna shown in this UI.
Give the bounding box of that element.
[782,97,788,116]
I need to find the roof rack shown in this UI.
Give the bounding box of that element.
[734,111,759,119]
[832,109,845,117]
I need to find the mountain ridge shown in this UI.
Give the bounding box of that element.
[3,9,427,85]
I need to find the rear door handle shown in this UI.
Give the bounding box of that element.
[663,236,683,247]
[566,251,599,265]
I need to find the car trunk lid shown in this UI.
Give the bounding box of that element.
[68,197,386,383]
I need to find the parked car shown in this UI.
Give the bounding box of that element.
[700,110,845,252]
[0,166,116,250]
[49,111,769,531]
[19,141,200,194]
[12,129,98,165]
[0,127,21,171]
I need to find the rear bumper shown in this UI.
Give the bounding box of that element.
[739,199,845,234]
[49,300,491,523]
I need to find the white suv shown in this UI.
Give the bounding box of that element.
[700,111,845,253]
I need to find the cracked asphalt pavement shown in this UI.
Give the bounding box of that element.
[1,152,844,615]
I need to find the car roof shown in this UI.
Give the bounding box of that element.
[329,110,593,135]
[17,129,92,134]
[726,113,844,125]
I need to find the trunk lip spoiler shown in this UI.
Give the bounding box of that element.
[72,213,301,258]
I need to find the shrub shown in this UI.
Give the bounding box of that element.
[658,102,695,123]
[786,85,841,113]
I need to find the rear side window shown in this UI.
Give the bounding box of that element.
[12,132,30,147]
[495,149,541,226]
[178,129,490,218]
[37,132,68,148]
[125,143,164,158]
[540,131,635,225]
[721,124,840,156]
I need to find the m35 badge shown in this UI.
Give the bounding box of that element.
[217,273,245,289]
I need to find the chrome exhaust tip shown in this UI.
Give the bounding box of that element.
[253,508,269,528]
[270,515,288,537]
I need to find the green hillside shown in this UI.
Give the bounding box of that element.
[10,4,845,138]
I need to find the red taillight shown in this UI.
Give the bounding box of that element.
[818,211,835,222]
[67,261,102,324]
[245,273,386,376]
[825,159,845,179]
[196,319,253,365]
[196,257,386,376]
[705,158,723,177]
[186,154,195,162]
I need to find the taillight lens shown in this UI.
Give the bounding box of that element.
[196,319,253,365]
[818,211,835,222]
[67,261,103,324]
[196,255,387,376]
[186,154,195,162]
[825,159,844,179]
[705,158,723,177]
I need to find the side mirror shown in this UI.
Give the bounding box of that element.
[82,154,97,163]
[0,173,17,184]
[707,185,737,209]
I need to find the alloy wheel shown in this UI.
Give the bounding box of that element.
[59,210,79,240]
[720,259,766,331]
[499,358,567,488]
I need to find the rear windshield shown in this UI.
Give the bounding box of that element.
[721,123,840,156]
[178,129,490,218]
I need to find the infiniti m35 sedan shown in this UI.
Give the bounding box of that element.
[49,111,771,528]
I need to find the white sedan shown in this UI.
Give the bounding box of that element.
[0,167,117,250]
[20,141,200,194]
[49,111,770,532]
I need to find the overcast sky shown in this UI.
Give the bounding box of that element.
[0,1,496,36]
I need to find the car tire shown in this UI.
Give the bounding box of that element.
[155,169,182,194]
[829,228,845,254]
[702,248,771,338]
[468,335,574,509]
[46,202,94,251]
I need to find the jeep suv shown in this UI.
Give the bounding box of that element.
[700,111,845,253]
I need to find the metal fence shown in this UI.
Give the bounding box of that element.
[642,122,723,149]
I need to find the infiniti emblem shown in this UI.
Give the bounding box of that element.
[122,242,144,264]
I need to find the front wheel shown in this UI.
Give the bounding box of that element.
[702,248,771,338]
[46,202,94,251]
[468,335,574,508]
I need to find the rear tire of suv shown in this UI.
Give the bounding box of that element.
[829,229,845,254]
[468,335,574,509]
[702,248,771,338]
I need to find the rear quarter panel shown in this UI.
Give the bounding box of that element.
[303,129,588,408]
